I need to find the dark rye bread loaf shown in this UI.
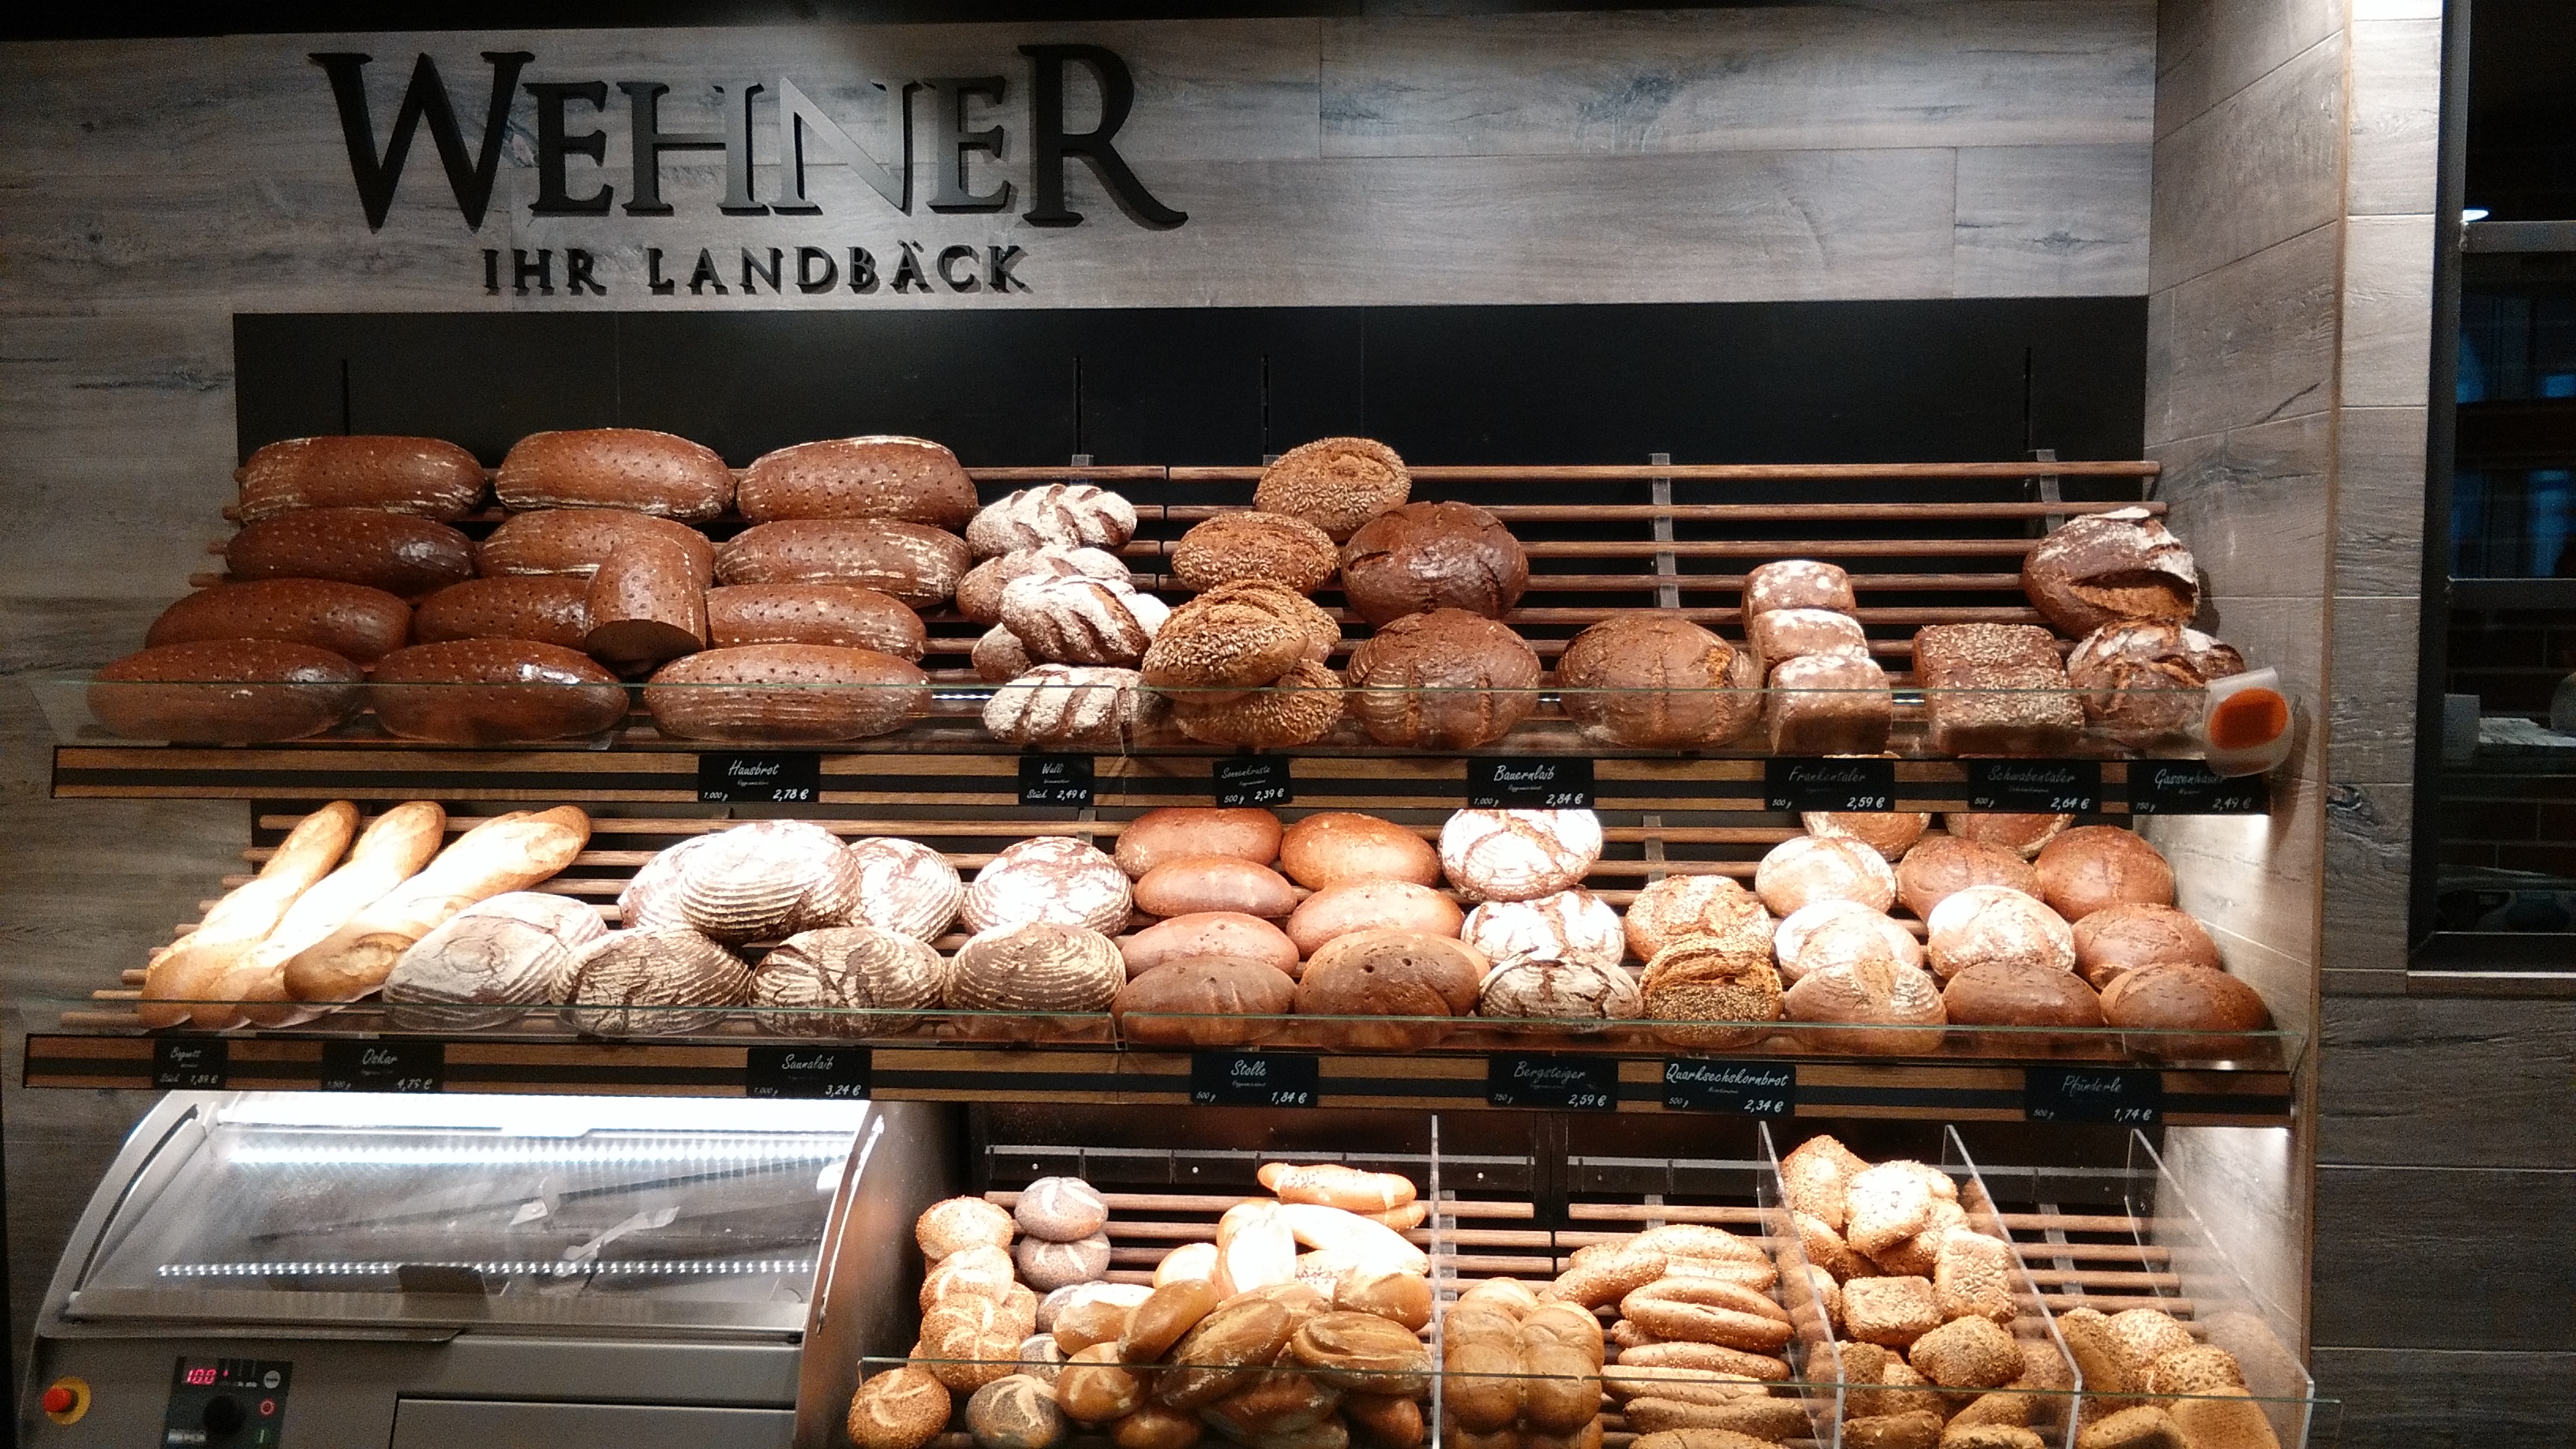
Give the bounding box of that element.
[369,638,629,743]
[226,508,475,598]
[1344,608,1540,749]
[645,643,929,742]
[148,578,411,663]
[715,520,971,607]
[411,576,591,650]
[738,436,979,529]
[90,639,363,742]
[235,435,485,522]
[582,536,709,664]
[496,429,732,521]
[706,582,926,658]
[1338,501,1529,627]
[1557,612,1757,749]
[2021,507,2199,635]
[477,508,716,583]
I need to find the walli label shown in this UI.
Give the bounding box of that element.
[1020,753,1095,807]
[1765,758,1897,812]
[1965,759,2101,814]
[1468,758,1594,810]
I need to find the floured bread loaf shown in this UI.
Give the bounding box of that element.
[1000,575,1167,667]
[557,929,751,1035]
[963,837,1133,935]
[751,925,947,1035]
[386,890,606,1030]
[957,545,1130,623]
[1462,889,1625,969]
[1439,809,1604,904]
[985,665,1165,750]
[655,820,863,943]
[844,836,964,941]
[967,485,1138,557]
[951,922,1125,1012]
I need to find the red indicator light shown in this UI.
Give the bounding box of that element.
[39,1386,73,1414]
[259,1399,276,1417]
[185,1367,220,1386]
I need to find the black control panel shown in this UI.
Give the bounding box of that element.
[163,1357,290,1447]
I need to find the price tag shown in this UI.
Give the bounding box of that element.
[1966,759,2101,814]
[1485,1054,1619,1111]
[152,1036,227,1090]
[1661,1059,1795,1117]
[1765,758,1897,812]
[1468,758,1594,810]
[1019,753,1095,807]
[320,1039,444,1093]
[2128,762,2268,815]
[1190,1050,1320,1107]
[697,751,821,803]
[2024,1067,2162,1125]
[1215,756,1294,808]
[747,1046,874,1099]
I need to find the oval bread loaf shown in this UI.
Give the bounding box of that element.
[411,575,591,650]
[1118,912,1300,979]
[1279,814,1440,889]
[706,582,925,658]
[148,578,413,663]
[644,644,927,743]
[716,519,971,606]
[226,507,475,598]
[738,436,980,529]
[583,535,709,663]
[236,435,487,522]
[1114,807,1283,878]
[477,508,716,582]
[496,428,732,520]
[1112,957,1298,1046]
[1132,857,1299,919]
[369,639,629,743]
[90,640,363,742]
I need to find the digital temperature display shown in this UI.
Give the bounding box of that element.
[185,1367,220,1386]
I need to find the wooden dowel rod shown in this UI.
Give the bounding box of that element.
[1512,574,2024,593]
[1519,541,2039,558]
[1164,500,2160,521]
[1167,463,2159,483]
[2024,1268,2183,1289]
[1562,1204,1768,1225]
[1995,1211,2155,1234]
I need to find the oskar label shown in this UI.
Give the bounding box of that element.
[321,1039,445,1093]
[1765,757,1897,813]
[1966,759,2101,814]
[1215,756,1293,809]
[2024,1067,2162,1125]
[152,1037,228,1091]
[2128,762,2268,816]
[1661,1059,1795,1117]
[1468,758,1594,810]
[1020,753,1095,807]
[698,751,822,803]
[1190,1050,1320,1108]
[1486,1054,1619,1111]
[747,1045,873,1099]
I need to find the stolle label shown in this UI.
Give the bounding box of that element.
[1190,1050,1320,1106]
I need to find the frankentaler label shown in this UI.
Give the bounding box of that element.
[1765,757,1897,812]
[1486,1053,1619,1110]
[1661,1059,1795,1116]
[1190,1050,1320,1107]
[1966,758,2102,814]
[1468,758,1594,810]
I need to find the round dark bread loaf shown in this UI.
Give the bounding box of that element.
[369,638,628,743]
[477,508,716,583]
[1557,612,1754,748]
[644,643,927,742]
[235,435,485,522]
[1338,502,1528,627]
[148,578,412,663]
[1113,957,1298,1046]
[412,575,591,650]
[497,428,732,521]
[2072,901,2222,989]
[736,436,979,529]
[226,507,475,599]
[1345,608,1540,749]
[90,639,362,742]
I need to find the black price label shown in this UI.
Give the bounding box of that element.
[152,1036,227,1090]
[1215,756,1294,808]
[2128,762,2268,815]
[1468,758,1594,810]
[1765,757,1898,812]
[2025,1067,2162,1125]
[1966,758,2101,814]
[747,1045,874,1099]
[1486,1054,1619,1111]
[1661,1059,1796,1117]
[320,1039,444,1093]
[1019,753,1095,807]
[1190,1050,1320,1107]
[697,751,821,803]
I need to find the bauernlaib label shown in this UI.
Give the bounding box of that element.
[1467,758,1594,810]
[1661,1059,1795,1117]
[1190,1050,1320,1107]
[320,1039,444,1093]
[1215,756,1293,808]
[698,751,822,803]
[1765,757,1897,812]
[2024,1066,2162,1125]
[747,1045,873,1099]
[2127,762,2268,816]
[1019,753,1095,807]
[1965,758,2101,814]
[1485,1053,1619,1110]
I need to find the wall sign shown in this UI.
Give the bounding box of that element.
[1661,1059,1795,1117]
[1965,759,2101,814]
[2024,1067,2162,1125]
[1765,758,1897,812]
[1468,758,1594,811]
[2128,762,2269,816]
[747,1045,873,1099]
[321,1039,445,1092]
[153,1037,227,1090]
[1486,1054,1619,1111]
[698,751,822,803]
[1189,1050,1319,1107]
[1020,754,1095,807]
[1215,757,1293,808]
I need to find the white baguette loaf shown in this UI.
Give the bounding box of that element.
[138,802,358,1029]
[203,801,448,1029]
[1276,1202,1431,1275]
[283,806,592,1003]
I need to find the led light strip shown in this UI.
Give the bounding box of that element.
[156,1259,814,1279]
[222,1136,852,1167]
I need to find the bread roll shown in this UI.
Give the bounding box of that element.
[411,575,590,650]
[1109,1405,1203,1449]
[1120,912,1300,979]
[844,836,964,941]
[2021,507,2198,636]
[1017,1176,1111,1241]
[1841,1275,1942,1347]
[1462,889,1624,969]
[1017,1233,1113,1292]
[737,436,979,529]
[385,890,608,1031]
[951,922,1125,1013]
[1925,886,2076,980]
[477,507,716,582]
[2099,963,2271,1032]
[584,534,709,663]
[966,485,1138,558]
[148,578,412,663]
[1155,1297,1295,1409]
[1279,814,1438,889]
[1286,1309,1432,1394]
[91,640,362,743]
[965,1373,1066,1449]
[958,545,1132,623]
[236,435,485,521]
[1116,807,1283,878]
[1743,560,1855,616]
[964,837,1133,934]
[1766,651,1893,754]
[1941,959,2103,1028]
[716,519,971,606]
[1754,835,1896,916]
[2071,902,2221,990]
[226,507,476,598]
[1170,660,1344,748]
[497,428,731,519]
[1173,512,1339,593]
[750,925,945,1035]
[846,1365,952,1449]
[918,1196,1016,1260]
[1255,437,1410,541]
[283,806,592,1002]
[1345,609,1541,749]
[1134,857,1299,919]
[556,927,751,1035]
[1773,900,1920,982]
[369,639,627,743]
[1624,874,1771,964]
[1338,502,1528,626]
[2034,827,2175,920]
[1286,881,1462,954]
[1894,834,2039,920]
[704,582,925,658]
[1556,612,1757,749]
[644,644,927,743]
[1440,809,1604,904]
[138,801,359,1029]
[1113,957,1298,1046]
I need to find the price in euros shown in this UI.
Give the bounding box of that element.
[1840,794,1893,811]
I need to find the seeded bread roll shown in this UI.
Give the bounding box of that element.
[1256,437,1410,541]
[846,1365,953,1449]
[1339,502,1530,626]
[967,485,1138,558]
[715,519,971,607]
[1346,608,1541,749]
[91,640,365,743]
[737,435,979,529]
[1766,653,1893,754]
[1170,659,1342,748]
[1743,559,1855,616]
[1909,1316,2021,1389]
[963,837,1133,935]
[957,545,1132,624]
[2034,827,2175,920]
[1141,601,1309,695]
[498,429,732,520]
[951,922,1125,1013]
[1557,612,1759,750]
[2022,507,2199,636]
[1926,886,2076,980]
[1173,512,1340,594]
[1842,1275,1943,1347]
[1641,938,1785,1048]
[151,578,414,663]
[1896,835,2041,920]
[1933,1228,2017,1324]
[1755,835,1898,916]
[227,507,476,598]
[2072,902,2222,990]
[1440,808,1604,904]
[1779,1133,1868,1229]
[1914,623,2085,755]
[476,507,716,582]
[705,582,926,658]
[1002,575,1168,667]
[985,665,1164,750]
[369,638,626,743]
[1279,814,1440,889]
[237,434,486,521]
[1625,874,1772,964]
[2067,621,2246,743]
[644,644,927,743]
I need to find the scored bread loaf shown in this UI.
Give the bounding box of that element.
[138,801,359,1029]
[496,428,732,520]
[148,578,414,664]
[966,485,1139,557]
[736,436,979,529]
[204,800,451,1028]
[369,639,629,743]
[235,435,486,522]
[411,575,591,650]
[1255,437,1411,541]
[715,519,971,607]
[283,806,592,1003]
[644,644,928,743]
[957,546,1132,624]
[384,891,608,1031]
[1338,501,1530,626]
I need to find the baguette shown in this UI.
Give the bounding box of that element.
[200,802,448,1028]
[138,803,359,1028]
[283,806,591,1002]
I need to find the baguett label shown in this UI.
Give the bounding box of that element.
[1661,1059,1795,1117]
[698,751,821,803]
[321,1039,444,1093]
[747,1046,873,1099]
[1486,1053,1619,1110]
[2024,1067,2162,1125]
[2128,762,2267,815]
[1215,756,1294,808]
[1765,757,1896,812]
[1190,1050,1320,1107]
[152,1036,228,1090]
[1019,753,1095,807]
[1468,758,1594,810]
[1965,759,2101,814]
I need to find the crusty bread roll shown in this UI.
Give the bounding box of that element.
[235,435,485,522]
[283,806,591,1002]
[148,578,413,663]
[1172,512,1339,594]
[2035,826,2176,920]
[139,801,358,1029]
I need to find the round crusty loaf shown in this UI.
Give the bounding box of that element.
[1346,608,1541,750]
[1624,874,1772,964]
[1945,811,2072,860]
[497,428,732,521]
[1001,575,1168,667]
[1174,582,1341,662]
[2068,620,2246,743]
[1773,900,1922,981]
[1113,957,1299,1046]
[2021,507,2199,636]
[918,1195,1016,1258]
[1017,1233,1113,1291]
[1133,856,1300,919]
[737,435,980,530]
[235,434,486,522]
[475,507,716,583]
[151,578,415,663]
[412,575,590,651]
[1557,612,1757,750]
[1803,811,1930,863]
[1926,886,2076,981]
[556,928,751,1035]
[963,837,1133,934]
[1115,807,1284,878]
[644,644,928,743]
[1338,501,1530,627]
[1285,880,1462,955]
[2099,962,2271,1032]
[1440,808,1604,904]
[1173,512,1340,594]
[1169,659,1343,748]
[1118,912,1300,980]
[1294,929,1488,1048]
[647,819,859,942]
[91,639,364,743]
[367,638,626,744]
[1895,834,2040,920]
[226,507,476,599]
[1462,889,1625,969]
[1279,813,1440,889]
[1782,955,1945,1053]
[713,519,971,608]
[983,665,1164,751]
[957,545,1131,623]
[385,891,607,1031]
[951,922,1125,1012]
[1941,958,2104,1028]
[2035,826,2175,920]
[1255,437,1410,541]
[705,582,927,659]
[1140,601,1308,693]
[750,925,946,1035]
[1478,957,1645,1024]
[1754,835,1897,917]
[2072,901,2222,989]
[967,485,1138,558]
[844,836,964,941]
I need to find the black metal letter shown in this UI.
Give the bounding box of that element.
[848,247,878,293]
[686,248,728,294]
[741,247,784,293]
[890,242,932,293]
[647,247,675,295]
[311,51,530,230]
[796,246,839,293]
[987,245,1028,292]
[1018,45,1185,229]
[923,77,1012,213]
[511,248,553,295]
[483,248,500,293]
[621,81,766,215]
[564,247,606,294]
[525,80,612,215]
[936,244,982,291]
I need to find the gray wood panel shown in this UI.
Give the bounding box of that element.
[2148,33,2346,294]
[2310,1347,2576,1447]
[2147,410,2334,601]
[2140,769,2325,1040]
[2325,597,2422,785]
[2346,17,2443,218]
[2153,0,2344,142]
[2163,1125,2310,1334]
[2341,213,2438,410]
[2146,222,2340,445]
[2332,405,2432,598]
[2311,1164,2576,1351]
[2321,779,2414,984]
[2321,996,2576,1167]
[1953,144,2151,298]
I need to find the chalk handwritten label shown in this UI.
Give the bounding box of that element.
[1468,758,1594,810]
[1190,1050,1320,1107]
[697,751,821,803]
[2127,762,2268,816]
[1486,1054,1619,1111]
[152,1037,228,1091]
[1966,759,2101,814]
[320,1039,444,1093]
[2024,1067,2162,1125]
[747,1046,873,1099]
[1215,756,1294,808]
[1661,1059,1795,1117]
[1765,758,1897,812]
[1019,753,1095,807]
